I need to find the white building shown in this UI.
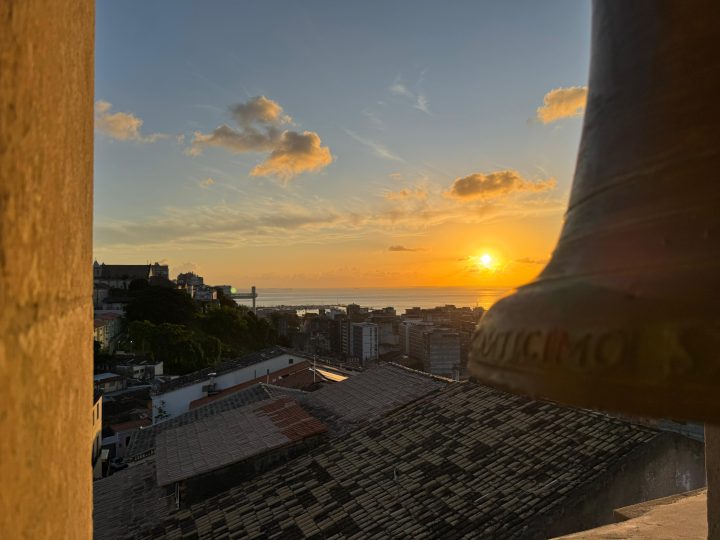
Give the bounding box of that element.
[351,322,379,365]
[151,348,311,421]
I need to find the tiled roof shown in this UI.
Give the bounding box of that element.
[142,382,660,539]
[300,362,450,435]
[155,396,327,486]
[126,383,283,461]
[152,347,307,395]
[94,460,174,540]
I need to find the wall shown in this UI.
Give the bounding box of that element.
[152,353,303,419]
[541,433,706,538]
[0,1,94,538]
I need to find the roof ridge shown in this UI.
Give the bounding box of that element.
[384,362,455,383]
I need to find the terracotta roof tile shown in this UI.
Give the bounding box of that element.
[140,382,663,539]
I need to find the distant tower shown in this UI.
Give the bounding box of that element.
[252,286,257,312]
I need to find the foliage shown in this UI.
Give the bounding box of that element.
[196,306,277,356]
[125,286,199,327]
[128,320,220,375]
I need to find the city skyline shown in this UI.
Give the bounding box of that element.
[94,0,591,288]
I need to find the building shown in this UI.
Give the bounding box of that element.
[109,382,705,539]
[114,358,163,381]
[93,261,169,289]
[94,373,125,394]
[350,322,379,364]
[93,312,122,352]
[421,327,461,378]
[92,392,104,480]
[150,347,313,420]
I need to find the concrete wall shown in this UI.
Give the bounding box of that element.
[152,353,303,419]
[0,1,94,538]
[542,433,706,538]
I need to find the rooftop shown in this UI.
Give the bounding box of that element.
[142,382,663,539]
[300,362,451,435]
[93,460,174,540]
[126,383,295,461]
[155,395,327,486]
[152,346,308,395]
[94,372,122,382]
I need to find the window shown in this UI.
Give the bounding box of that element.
[289,358,294,364]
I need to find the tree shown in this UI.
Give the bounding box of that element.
[127,320,220,375]
[125,286,198,327]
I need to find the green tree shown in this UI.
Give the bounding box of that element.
[126,286,198,327]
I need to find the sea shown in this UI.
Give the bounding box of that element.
[234,287,511,315]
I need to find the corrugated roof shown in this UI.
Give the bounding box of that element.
[299,363,451,435]
[141,382,661,539]
[126,383,285,461]
[155,396,327,486]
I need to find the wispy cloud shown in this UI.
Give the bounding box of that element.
[344,129,404,162]
[389,74,429,113]
[95,101,167,143]
[536,86,587,123]
[388,245,425,252]
[384,187,427,201]
[198,177,216,188]
[445,170,556,201]
[94,191,565,252]
[516,256,549,265]
[188,96,332,181]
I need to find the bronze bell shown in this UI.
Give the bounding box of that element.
[469,1,720,422]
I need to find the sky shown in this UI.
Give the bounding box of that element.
[94,0,591,289]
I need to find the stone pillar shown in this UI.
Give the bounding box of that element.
[0,1,94,538]
[707,426,720,539]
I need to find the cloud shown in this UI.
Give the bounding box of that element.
[445,170,556,201]
[388,245,424,252]
[230,95,292,126]
[389,75,429,113]
[536,86,587,123]
[250,131,333,182]
[199,177,216,188]
[516,257,549,265]
[188,96,332,180]
[384,188,427,201]
[344,129,404,162]
[94,101,167,142]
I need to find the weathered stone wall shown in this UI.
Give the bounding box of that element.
[0,1,94,538]
[543,433,706,538]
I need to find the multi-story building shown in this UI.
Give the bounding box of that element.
[93,261,169,289]
[351,322,379,365]
[406,323,461,378]
[92,391,104,479]
[421,328,461,378]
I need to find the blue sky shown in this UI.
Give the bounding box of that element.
[94,0,591,288]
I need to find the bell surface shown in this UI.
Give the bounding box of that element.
[469,0,720,422]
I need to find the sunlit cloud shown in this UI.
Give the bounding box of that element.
[94,192,565,252]
[187,96,332,181]
[250,131,333,182]
[384,188,427,201]
[388,245,425,252]
[445,170,556,201]
[536,86,587,123]
[94,100,167,142]
[198,177,216,188]
[344,129,404,162]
